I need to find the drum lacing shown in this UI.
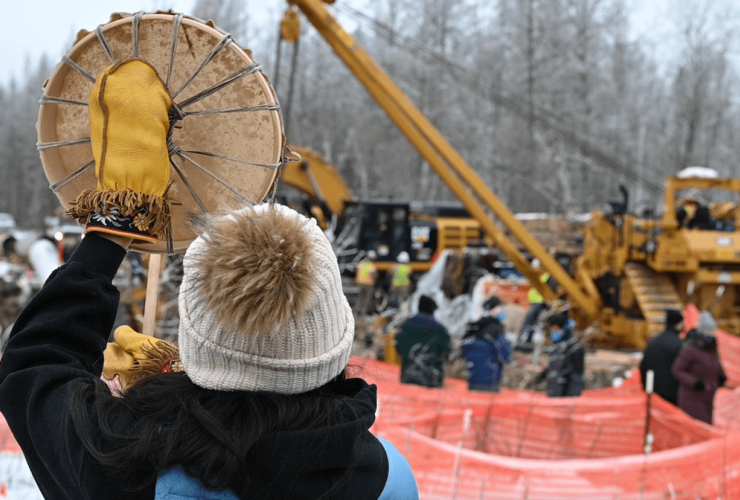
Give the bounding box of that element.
[95,26,115,65]
[40,12,292,249]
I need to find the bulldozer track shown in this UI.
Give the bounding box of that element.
[624,263,683,337]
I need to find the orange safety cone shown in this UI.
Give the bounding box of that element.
[0,481,7,497]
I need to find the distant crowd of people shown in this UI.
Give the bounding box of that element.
[363,250,729,428]
[390,289,726,427]
[392,293,585,398]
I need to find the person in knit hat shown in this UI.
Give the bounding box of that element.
[672,311,727,424]
[177,203,356,395]
[639,309,684,405]
[0,59,417,499]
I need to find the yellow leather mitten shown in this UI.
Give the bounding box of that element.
[67,59,175,243]
[102,325,182,392]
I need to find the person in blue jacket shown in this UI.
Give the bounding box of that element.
[0,59,417,500]
[461,296,512,392]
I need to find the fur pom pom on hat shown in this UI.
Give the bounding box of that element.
[178,203,354,394]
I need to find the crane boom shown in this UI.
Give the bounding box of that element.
[287,0,600,321]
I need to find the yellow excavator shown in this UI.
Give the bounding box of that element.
[281,0,740,349]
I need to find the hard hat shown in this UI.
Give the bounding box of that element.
[366,250,377,260]
[531,258,541,269]
[397,251,410,263]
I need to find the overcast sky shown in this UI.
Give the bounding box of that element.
[0,0,682,88]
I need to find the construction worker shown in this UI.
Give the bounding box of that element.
[389,251,412,308]
[355,250,378,315]
[394,295,451,388]
[517,258,549,348]
[676,190,712,229]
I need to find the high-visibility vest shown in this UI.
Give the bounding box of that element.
[392,264,412,287]
[527,272,550,304]
[356,261,377,286]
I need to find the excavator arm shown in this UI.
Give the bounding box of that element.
[280,144,356,221]
[285,0,601,323]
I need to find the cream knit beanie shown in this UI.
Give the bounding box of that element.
[178,203,354,394]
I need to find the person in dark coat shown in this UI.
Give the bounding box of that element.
[672,311,727,424]
[0,60,416,499]
[394,295,451,388]
[639,309,684,405]
[461,296,512,392]
[540,311,585,397]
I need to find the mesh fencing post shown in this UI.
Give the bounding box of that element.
[451,408,472,500]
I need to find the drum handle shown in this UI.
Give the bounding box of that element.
[142,254,163,337]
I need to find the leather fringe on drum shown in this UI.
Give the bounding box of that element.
[67,187,176,240]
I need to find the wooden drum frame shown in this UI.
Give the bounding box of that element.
[38,11,286,254]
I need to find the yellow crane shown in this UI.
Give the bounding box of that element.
[282,0,740,349]
[283,0,595,315]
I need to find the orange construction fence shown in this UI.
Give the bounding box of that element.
[348,349,740,499]
[5,312,740,499]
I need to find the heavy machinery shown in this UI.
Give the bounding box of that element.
[279,144,484,273]
[578,171,740,347]
[282,0,740,348]
[280,147,581,273]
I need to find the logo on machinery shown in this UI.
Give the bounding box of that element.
[411,225,431,245]
[716,236,734,247]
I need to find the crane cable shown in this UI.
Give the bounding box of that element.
[333,3,663,195]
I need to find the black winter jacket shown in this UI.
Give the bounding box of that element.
[639,327,683,405]
[0,234,389,499]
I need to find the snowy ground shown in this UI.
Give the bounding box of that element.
[0,454,42,499]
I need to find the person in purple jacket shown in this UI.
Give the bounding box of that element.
[672,311,727,424]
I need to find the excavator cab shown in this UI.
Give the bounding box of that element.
[354,201,411,265]
[334,200,483,274]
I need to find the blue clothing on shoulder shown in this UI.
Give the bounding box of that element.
[155,438,419,500]
[377,438,419,500]
[156,466,238,499]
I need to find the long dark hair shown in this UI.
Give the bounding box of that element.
[71,370,353,498]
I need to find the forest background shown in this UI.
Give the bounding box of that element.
[1,0,739,229]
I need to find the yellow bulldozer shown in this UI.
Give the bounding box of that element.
[576,170,740,348]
